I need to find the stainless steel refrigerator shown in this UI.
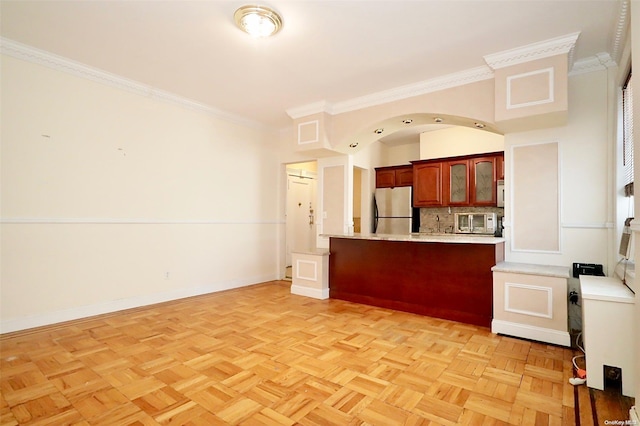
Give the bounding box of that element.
[373,187,419,234]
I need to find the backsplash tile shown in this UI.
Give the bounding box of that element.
[420,206,504,234]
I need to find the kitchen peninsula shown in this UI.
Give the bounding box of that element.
[328,233,505,327]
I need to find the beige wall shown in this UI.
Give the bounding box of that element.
[322,165,346,235]
[504,68,613,268]
[1,55,280,332]
[381,141,420,166]
[330,79,496,152]
[511,142,560,252]
[420,126,504,159]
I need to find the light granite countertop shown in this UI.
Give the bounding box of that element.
[291,248,330,256]
[491,261,570,278]
[323,232,505,245]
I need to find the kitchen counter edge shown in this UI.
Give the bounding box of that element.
[323,233,505,245]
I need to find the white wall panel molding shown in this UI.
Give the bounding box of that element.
[561,222,614,229]
[506,67,554,110]
[0,218,282,225]
[484,32,580,70]
[295,259,318,281]
[0,273,277,334]
[0,37,262,129]
[511,141,561,253]
[297,120,320,145]
[509,247,563,255]
[504,282,553,319]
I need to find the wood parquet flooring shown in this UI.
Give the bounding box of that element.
[0,281,633,425]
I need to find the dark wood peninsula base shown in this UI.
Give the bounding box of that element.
[329,236,505,328]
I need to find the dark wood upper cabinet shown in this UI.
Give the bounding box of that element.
[375,165,413,188]
[395,167,414,186]
[413,152,503,207]
[412,162,443,207]
[496,155,505,180]
[375,169,396,188]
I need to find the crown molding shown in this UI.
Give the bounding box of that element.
[286,101,333,120]
[611,0,630,66]
[0,37,265,130]
[484,32,581,70]
[332,66,494,115]
[569,52,617,76]
[286,65,494,119]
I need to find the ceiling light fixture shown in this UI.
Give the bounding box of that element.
[402,119,413,124]
[374,128,384,134]
[349,142,359,148]
[234,5,283,38]
[474,122,486,129]
[434,117,443,123]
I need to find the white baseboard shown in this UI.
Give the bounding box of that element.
[290,285,329,300]
[0,273,278,334]
[492,319,571,347]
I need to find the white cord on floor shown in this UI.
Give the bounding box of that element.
[572,354,585,371]
[570,332,587,386]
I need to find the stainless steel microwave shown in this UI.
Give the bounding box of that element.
[454,212,497,235]
[497,180,505,208]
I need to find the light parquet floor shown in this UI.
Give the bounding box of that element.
[0,281,633,425]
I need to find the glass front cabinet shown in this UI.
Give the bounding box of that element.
[441,155,499,207]
[444,160,470,205]
[470,156,497,206]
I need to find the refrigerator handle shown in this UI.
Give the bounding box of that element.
[373,196,378,233]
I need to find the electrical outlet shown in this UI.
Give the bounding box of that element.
[569,290,579,304]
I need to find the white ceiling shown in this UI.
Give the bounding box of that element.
[0,0,625,132]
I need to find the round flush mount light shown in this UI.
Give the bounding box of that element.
[374,128,384,134]
[234,5,283,38]
[434,117,443,123]
[402,119,413,124]
[474,122,486,129]
[349,142,359,148]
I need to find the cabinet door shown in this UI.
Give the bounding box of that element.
[471,157,496,205]
[444,160,470,205]
[496,154,504,180]
[413,162,442,206]
[376,169,396,188]
[395,167,414,187]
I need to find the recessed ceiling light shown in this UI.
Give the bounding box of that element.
[349,142,359,148]
[234,5,283,38]
[374,128,384,134]
[402,119,413,124]
[474,122,486,129]
[434,117,443,123]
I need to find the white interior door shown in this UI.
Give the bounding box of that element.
[286,174,316,266]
